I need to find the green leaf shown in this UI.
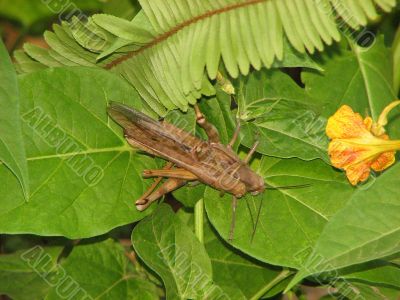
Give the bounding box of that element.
[132,204,227,300]
[176,208,292,299]
[204,216,292,299]
[302,37,397,124]
[271,39,323,71]
[173,185,205,208]
[0,67,159,238]
[341,261,400,289]
[46,239,160,300]
[102,0,141,20]
[0,246,63,300]
[236,69,329,161]
[288,163,400,290]
[205,156,355,268]
[393,26,400,95]
[0,40,30,199]
[335,282,400,300]
[0,0,102,27]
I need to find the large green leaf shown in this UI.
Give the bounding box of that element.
[0,67,159,238]
[46,239,159,300]
[236,70,329,161]
[288,163,400,289]
[132,204,227,300]
[0,246,62,300]
[0,40,29,199]
[302,37,397,127]
[205,156,355,269]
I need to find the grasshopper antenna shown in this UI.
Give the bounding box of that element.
[228,196,238,242]
[251,197,264,243]
[265,183,312,190]
[249,183,311,243]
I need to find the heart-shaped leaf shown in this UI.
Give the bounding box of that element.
[0,67,158,238]
[302,37,397,128]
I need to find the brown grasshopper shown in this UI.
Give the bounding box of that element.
[108,102,265,239]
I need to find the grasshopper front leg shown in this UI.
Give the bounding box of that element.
[244,140,260,163]
[228,121,241,149]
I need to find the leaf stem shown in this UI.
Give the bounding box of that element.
[194,198,204,243]
[249,269,294,300]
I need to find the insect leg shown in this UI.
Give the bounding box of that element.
[244,140,260,163]
[136,178,187,211]
[194,104,220,143]
[228,120,241,149]
[137,162,173,206]
[142,168,198,180]
[228,196,238,242]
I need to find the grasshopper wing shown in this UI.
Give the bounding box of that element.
[107,102,204,171]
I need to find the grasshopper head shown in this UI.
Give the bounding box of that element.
[237,165,265,196]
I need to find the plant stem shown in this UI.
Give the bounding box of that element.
[249,269,294,300]
[194,198,204,243]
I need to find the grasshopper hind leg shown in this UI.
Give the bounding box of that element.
[194,104,220,143]
[136,178,187,211]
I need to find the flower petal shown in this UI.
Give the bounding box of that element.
[326,105,372,139]
[345,163,371,185]
[371,151,396,172]
[328,140,367,169]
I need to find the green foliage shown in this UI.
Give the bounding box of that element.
[0,0,102,27]
[0,67,160,238]
[1,2,400,300]
[0,40,29,199]
[394,25,400,94]
[15,0,396,115]
[205,156,354,268]
[288,163,400,288]
[132,204,216,299]
[0,247,62,299]
[236,70,329,161]
[46,239,161,299]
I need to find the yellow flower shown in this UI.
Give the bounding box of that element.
[326,101,400,185]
